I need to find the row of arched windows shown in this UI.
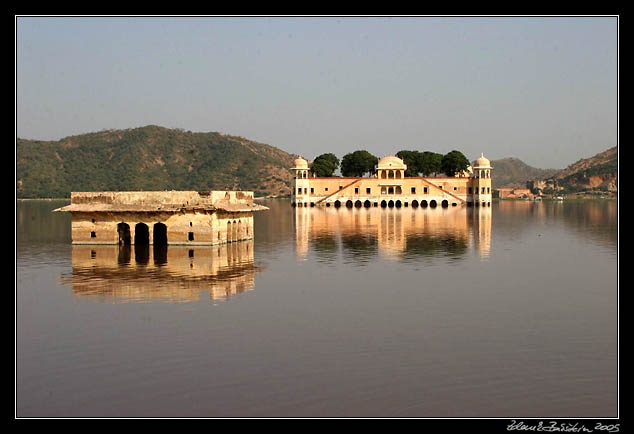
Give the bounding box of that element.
[114,220,249,245]
[378,170,404,179]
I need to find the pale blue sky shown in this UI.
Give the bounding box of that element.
[16,16,618,169]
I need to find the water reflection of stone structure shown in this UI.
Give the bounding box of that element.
[53,190,268,245]
[61,241,257,303]
[291,154,493,208]
[294,205,492,261]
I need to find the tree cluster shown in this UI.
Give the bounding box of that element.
[309,149,471,178]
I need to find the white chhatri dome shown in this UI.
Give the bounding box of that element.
[377,155,407,170]
[472,153,491,168]
[292,156,309,169]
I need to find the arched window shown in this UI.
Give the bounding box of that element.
[117,223,131,246]
[135,223,150,245]
[153,223,168,245]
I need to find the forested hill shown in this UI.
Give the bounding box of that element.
[551,146,617,192]
[16,125,297,198]
[490,157,560,188]
[490,146,617,192]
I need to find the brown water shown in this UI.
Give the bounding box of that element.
[15,199,618,418]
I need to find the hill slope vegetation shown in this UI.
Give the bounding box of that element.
[490,158,559,189]
[17,126,296,198]
[551,146,617,193]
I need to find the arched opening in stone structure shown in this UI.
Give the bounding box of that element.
[346,200,353,208]
[395,186,402,194]
[441,200,449,208]
[364,200,371,208]
[395,200,402,208]
[117,223,131,246]
[388,200,394,208]
[430,200,437,208]
[232,220,238,241]
[380,200,387,208]
[227,221,232,242]
[355,200,362,208]
[395,171,401,179]
[135,223,150,245]
[334,200,341,208]
[421,200,428,207]
[153,223,168,245]
[381,171,387,179]
[411,200,419,208]
[238,221,243,240]
[388,187,394,194]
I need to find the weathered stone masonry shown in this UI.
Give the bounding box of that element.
[53,190,268,245]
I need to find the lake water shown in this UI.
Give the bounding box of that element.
[16,199,618,418]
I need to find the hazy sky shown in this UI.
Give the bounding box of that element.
[16,16,618,169]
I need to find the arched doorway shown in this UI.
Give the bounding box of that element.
[441,200,449,208]
[411,200,419,208]
[227,221,232,243]
[430,200,437,208]
[135,223,150,245]
[153,223,168,245]
[380,200,387,208]
[346,200,353,208]
[334,200,341,208]
[355,200,362,208]
[117,223,131,246]
[388,200,394,208]
[364,200,371,208]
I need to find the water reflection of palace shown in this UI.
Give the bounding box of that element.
[294,205,492,261]
[61,241,257,303]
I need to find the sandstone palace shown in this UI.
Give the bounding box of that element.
[291,154,492,208]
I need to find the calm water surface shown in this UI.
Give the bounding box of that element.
[16,199,618,417]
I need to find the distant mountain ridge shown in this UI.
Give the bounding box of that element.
[16,125,617,198]
[551,146,617,192]
[490,157,560,189]
[16,125,297,198]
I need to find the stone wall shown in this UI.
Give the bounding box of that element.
[71,210,254,245]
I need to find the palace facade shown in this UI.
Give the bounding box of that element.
[291,154,492,208]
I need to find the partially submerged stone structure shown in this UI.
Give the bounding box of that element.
[53,190,268,245]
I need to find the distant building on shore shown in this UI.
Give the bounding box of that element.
[291,154,492,208]
[494,187,535,199]
[53,190,268,245]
